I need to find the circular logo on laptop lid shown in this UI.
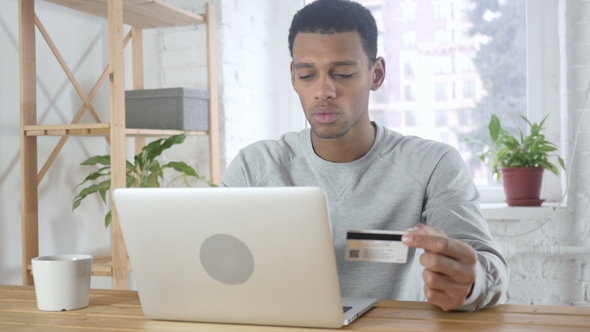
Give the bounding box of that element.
[199,234,255,285]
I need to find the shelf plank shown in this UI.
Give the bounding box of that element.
[125,128,208,137]
[24,124,207,137]
[24,123,110,136]
[44,0,205,29]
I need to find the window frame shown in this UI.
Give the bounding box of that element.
[477,0,565,203]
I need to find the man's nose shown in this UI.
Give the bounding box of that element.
[315,74,337,100]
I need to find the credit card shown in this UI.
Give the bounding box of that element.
[345,229,409,263]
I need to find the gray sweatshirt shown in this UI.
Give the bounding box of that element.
[220,123,508,311]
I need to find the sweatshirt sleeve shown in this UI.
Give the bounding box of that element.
[421,144,509,311]
[220,150,249,187]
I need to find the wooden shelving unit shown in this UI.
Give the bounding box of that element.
[19,0,219,289]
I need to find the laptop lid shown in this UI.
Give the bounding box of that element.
[113,187,375,328]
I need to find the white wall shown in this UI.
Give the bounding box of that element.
[0,0,303,288]
[1,0,590,307]
[486,0,590,306]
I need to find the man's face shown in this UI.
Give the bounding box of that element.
[290,31,382,140]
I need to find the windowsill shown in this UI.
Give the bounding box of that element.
[480,202,563,221]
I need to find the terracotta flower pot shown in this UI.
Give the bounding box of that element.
[500,167,544,206]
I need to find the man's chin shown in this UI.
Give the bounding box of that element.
[310,126,347,140]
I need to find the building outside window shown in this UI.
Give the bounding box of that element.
[359,0,527,190]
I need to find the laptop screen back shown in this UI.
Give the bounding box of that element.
[114,187,346,328]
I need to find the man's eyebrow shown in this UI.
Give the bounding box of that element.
[331,60,358,67]
[293,62,314,69]
[293,60,359,69]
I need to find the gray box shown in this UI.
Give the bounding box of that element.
[125,87,210,131]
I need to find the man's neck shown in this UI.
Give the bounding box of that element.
[311,122,376,163]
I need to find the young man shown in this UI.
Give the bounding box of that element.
[221,0,508,311]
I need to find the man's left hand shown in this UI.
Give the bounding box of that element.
[401,223,477,311]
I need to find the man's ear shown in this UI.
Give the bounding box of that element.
[370,57,386,91]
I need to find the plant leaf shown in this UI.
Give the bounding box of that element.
[489,114,501,143]
[147,172,160,187]
[104,210,112,228]
[163,161,198,177]
[81,155,111,166]
[72,179,111,211]
[145,134,187,163]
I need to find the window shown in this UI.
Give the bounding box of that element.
[401,0,417,22]
[435,109,448,126]
[405,110,417,126]
[433,3,449,21]
[359,0,562,202]
[403,31,417,49]
[370,109,386,125]
[390,111,402,127]
[433,56,451,74]
[404,61,415,77]
[404,84,415,101]
[367,5,383,27]
[463,80,475,99]
[377,32,385,55]
[434,30,447,44]
[457,109,471,126]
[456,54,476,72]
[371,85,387,104]
[435,83,447,101]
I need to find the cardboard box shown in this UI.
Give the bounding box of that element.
[125,87,209,131]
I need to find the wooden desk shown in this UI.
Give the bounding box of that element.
[1,285,588,331]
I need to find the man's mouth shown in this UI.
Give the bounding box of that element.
[313,113,339,124]
[311,107,339,124]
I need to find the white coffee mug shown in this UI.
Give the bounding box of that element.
[31,254,93,311]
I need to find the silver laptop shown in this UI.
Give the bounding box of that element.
[113,187,376,328]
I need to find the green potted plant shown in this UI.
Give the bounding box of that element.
[475,113,565,206]
[72,134,216,227]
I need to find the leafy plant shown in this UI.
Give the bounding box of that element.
[475,114,566,180]
[72,134,216,227]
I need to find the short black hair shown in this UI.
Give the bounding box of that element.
[288,0,378,64]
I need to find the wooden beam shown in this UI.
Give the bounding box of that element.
[34,16,103,125]
[18,0,38,286]
[206,3,220,184]
[131,27,146,155]
[37,30,132,184]
[108,0,129,290]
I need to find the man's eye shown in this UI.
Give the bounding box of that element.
[299,75,313,80]
[334,73,353,78]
